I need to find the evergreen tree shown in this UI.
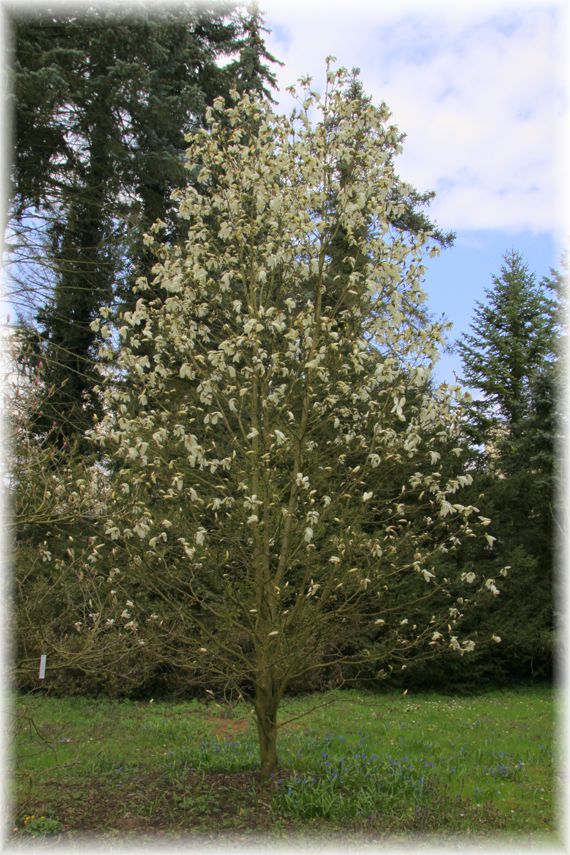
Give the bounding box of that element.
[452,251,562,684]
[458,250,558,450]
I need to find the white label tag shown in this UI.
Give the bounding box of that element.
[39,654,46,680]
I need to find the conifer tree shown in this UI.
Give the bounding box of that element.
[458,250,558,452]
[454,251,562,683]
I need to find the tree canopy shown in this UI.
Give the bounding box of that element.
[83,66,500,776]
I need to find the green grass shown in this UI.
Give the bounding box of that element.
[10,685,558,842]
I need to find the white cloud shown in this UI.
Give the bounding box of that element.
[263,1,568,236]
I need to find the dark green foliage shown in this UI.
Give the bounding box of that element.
[443,252,562,687]
[457,251,559,440]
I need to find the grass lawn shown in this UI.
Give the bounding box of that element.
[10,685,558,844]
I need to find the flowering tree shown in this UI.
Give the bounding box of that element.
[89,65,499,777]
[3,331,143,693]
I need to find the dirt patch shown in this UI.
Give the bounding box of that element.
[115,814,153,831]
[33,769,283,836]
[206,716,250,738]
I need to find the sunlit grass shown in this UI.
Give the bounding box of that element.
[12,685,557,840]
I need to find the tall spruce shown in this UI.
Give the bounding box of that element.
[458,251,558,451]
[453,251,561,683]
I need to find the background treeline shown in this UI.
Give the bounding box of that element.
[5,4,561,698]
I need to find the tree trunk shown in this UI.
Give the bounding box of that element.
[254,684,279,779]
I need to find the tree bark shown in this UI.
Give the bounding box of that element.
[254,680,279,779]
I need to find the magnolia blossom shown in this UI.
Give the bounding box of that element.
[85,66,502,777]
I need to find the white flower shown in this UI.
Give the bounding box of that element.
[391,395,406,419]
[152,428,166,446]
[329,556,341,564]
[421,569,435,583]
[462,640,476,652]
[439,500,454,518]
[247,515,259,524]
[374,619,385,625]
[400,618,409,625]
[195,529,207,546]
[362,491,373,502]
[484,533,496,548]
[134,520,150,539]
[285,298,296,310]
[304,527,313,543]
[491,634,502,643]
[461,571,477,584]
[274,429,286,445]
[267,630,279,637]
[429,451,441,465]
[431,631,443,641]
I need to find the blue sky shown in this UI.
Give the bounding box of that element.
[261,0,567,384]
